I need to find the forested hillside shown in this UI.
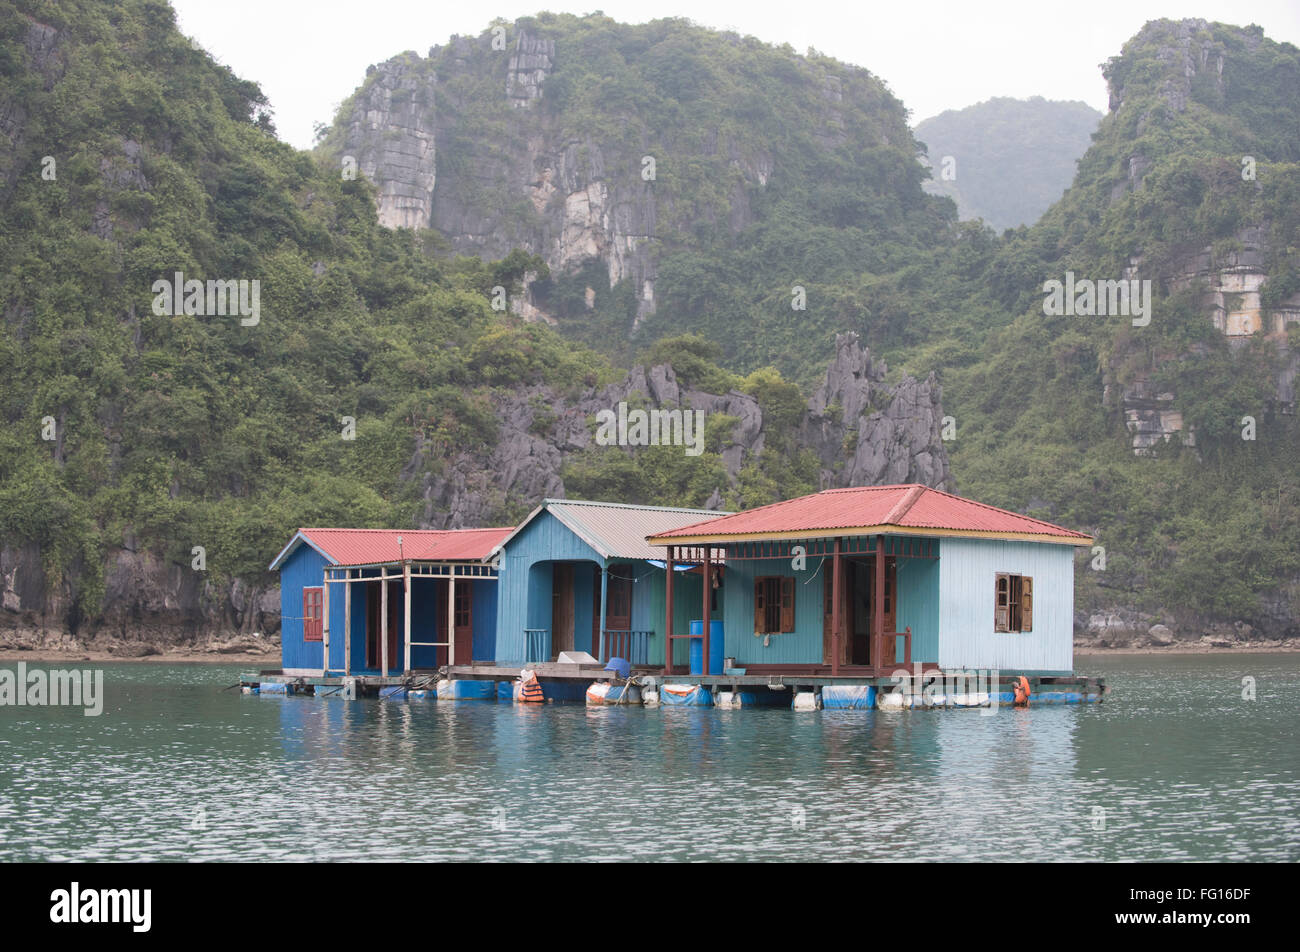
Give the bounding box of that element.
[0,1,947,644]
[338,15,1300,645]
[914,97,1102,231]
[2,4,1299,648]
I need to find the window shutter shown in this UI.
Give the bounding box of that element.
[780,577,795,633]
[303,588,322,642]
[994,574,1009,633]
[754,579,765,633]
[1021,577,1033,632]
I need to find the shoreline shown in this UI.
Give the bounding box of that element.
[1073,643,1299,656]
[1,644,1296,665]
[0,648,280,665]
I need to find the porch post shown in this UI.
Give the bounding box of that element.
[831,538,841,676]
[380,567,389,677]
[321,569,331,677]
[343,569,352,676]
[701,546,711,676]
[874,534,886,672]
[664,545,675,675]
[403,561,412,674]
[447,571,456,666]
[598,564,608,662]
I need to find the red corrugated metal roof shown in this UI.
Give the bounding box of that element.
[416,527,515,562]
[648,484,1091,544]
[282,527,512,568]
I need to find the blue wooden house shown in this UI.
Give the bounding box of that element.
[488,500,729,667]
[648,485,1093,677]
[269,527,511,676]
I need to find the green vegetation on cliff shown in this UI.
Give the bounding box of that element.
[3,4,1300,636]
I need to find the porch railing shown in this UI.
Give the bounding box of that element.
[601,629,652,666]
[524,628,551,664]
[875,626,912,668]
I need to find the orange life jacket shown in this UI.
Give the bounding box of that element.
[521,676,544,703]
[1013,676,1031,706]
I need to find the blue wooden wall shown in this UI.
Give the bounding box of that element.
[721,555,823,665]
[496,510,605,664]
[279,543,344,673]
[937,538,1075,674]
[471,579,498,661]
[896,545,940,665]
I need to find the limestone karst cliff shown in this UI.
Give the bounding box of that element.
[319,14,923,341]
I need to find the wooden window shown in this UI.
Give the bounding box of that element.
[754,576,795,634]
[303,587,323,642]
[454,585,471,628]
[605,574,632,632]
[994,574,1033,633]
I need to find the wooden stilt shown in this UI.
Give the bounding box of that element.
[701,546,711,675]
[403,561,412,674]
[380,568,389,677]
[447,572,456,666]
[831,538,841,677]
[344,569,352,676]
[664,545,675,675]
[321,569,331,677]
[874,534,886,673]
[597,565,608,662]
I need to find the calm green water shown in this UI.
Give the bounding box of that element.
[0,654,1296,862]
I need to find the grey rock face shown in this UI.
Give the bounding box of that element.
[1107,18,1224,115]
[802,333,953,491]
[2,540,279,647]
[327,28,779,327]
[507,33,554,107]
[1112,228,1300,454]
[410,332,953,531]
[337,57,438,230]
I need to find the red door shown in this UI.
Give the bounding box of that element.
[602,574,632,660]
[436,580,474,665]
[453,581,473,663]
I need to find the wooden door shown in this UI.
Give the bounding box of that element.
[453,581,473,663]
[606,574,632,631]
[822,562,853,665]
[864,557,896,665]
[880,557,896,634]
[552,563,574,656]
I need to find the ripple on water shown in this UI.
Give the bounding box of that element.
[1,657,1298,861]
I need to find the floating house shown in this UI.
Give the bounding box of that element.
[268,527,511,677]
[647,485,1093,677]
[260,485,1101,706]
[489,499,728,668]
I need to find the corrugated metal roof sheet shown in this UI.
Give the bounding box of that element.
[499,500,731,561]
[416,527,515,562]
[271,527,513,570]
[648,484,1091,544]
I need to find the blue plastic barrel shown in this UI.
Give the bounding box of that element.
[688,619,724,675]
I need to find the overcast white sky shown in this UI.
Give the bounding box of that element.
[171,0,1300,150]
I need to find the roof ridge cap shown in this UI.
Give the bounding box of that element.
[882,485,927,524]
